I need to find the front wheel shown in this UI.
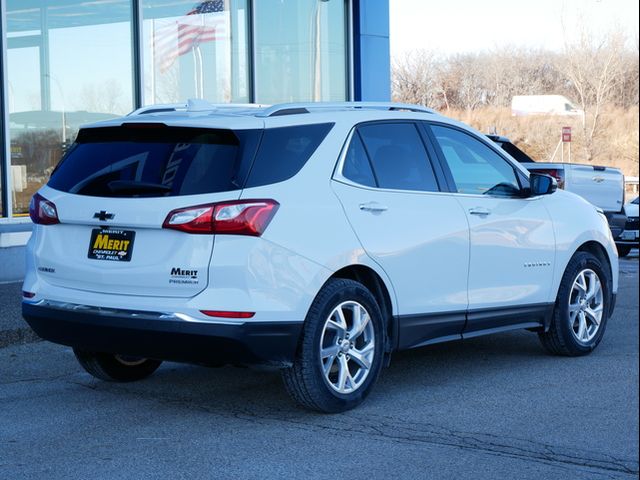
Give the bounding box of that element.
[282,279,385,413]
[538,252,611,356]
[74,349,162,382]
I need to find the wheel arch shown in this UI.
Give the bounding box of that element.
[576,240,613,286]
[329,265,397,354]
[550,240,615,323]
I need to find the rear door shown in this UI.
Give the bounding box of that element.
[34,125,259,297]
[332,122,470,348]
[426,123,555,334]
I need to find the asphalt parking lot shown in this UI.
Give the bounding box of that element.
[1,254,638,479]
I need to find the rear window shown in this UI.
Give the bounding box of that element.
[48,123,333,197]
[48,126,260,197]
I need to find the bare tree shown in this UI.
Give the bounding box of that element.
[392,50,440,107]
[560,24,626,161]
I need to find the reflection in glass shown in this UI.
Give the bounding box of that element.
[254,0,347,103]
[6,0,134,216]
[142,0,249,104]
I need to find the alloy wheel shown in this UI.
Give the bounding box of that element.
[319,301,375,394]
[568,268,604,343]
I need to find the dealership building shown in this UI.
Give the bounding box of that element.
[0,0,390,281]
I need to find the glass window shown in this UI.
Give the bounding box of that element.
[431,125,521,197]
[48,126,260,197]
[142,0,249,104]
[358,123,439,192]
[253,0,347,103]
[6,0,135,216]
[245,124,334,187]
[342,134,376,188]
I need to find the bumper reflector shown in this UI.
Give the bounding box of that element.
[200,310,255,319]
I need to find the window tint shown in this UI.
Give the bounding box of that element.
[342,133,376,187]
[357,123,438,192]
[48,127,259,197]
[245,123,333,187]
[431,125,521,197]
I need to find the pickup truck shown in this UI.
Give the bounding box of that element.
[487,135,628,254]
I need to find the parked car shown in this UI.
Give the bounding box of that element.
[23,102,618,412]
[617,197,639,257]
[487,135,628,254]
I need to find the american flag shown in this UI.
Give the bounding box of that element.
[154,1,228,73]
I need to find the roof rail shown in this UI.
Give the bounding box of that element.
[128,99,266,116]
[256,102,437,117]
[128,103,186,116]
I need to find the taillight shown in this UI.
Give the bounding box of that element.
[29,193,60,225]
[533,169,565,189]
[162,199,279,236]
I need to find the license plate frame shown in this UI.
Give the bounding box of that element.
[88,228,136,262]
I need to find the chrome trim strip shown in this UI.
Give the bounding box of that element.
[32,299,246,326]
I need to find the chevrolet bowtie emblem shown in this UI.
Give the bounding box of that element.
[93,211,115,221]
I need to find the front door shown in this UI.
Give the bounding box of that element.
[427,123,556,335]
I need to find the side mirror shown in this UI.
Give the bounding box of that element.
[529,173,557,196]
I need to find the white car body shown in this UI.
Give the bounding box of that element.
[22,102,619,409]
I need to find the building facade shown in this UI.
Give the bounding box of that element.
[0,0,390,281]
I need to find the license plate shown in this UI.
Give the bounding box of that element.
[621,231,638,241]
[88,228,136,262]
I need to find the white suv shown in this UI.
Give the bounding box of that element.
[23,102,618,412]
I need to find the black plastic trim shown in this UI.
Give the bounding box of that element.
[397,303,554,351]
[23,302,302,367]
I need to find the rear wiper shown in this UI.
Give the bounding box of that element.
[107,180,172,195]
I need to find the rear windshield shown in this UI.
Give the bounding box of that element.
[48,123,333,197]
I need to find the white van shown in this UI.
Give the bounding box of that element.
[511,95,583,117]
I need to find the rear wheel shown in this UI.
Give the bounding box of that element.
[282,279,385,413]
[73,349,162,382]
[538,252,610,356]
[616,245,632,257]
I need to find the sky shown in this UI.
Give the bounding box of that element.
[390,0,640,57]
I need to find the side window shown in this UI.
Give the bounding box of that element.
[357,123,439,192]
[430,125,521,197]
[342,133,377,187]
[245,123,333,188]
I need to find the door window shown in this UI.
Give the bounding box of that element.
[354,123,439,192]
[341,133,377,187]
[430,125,521,197]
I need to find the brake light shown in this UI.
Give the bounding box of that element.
[163,199,279,236]
[533,169,565,189]
[29,193,60,225]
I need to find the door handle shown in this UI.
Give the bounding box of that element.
[359,202,388,213]
[469,207,491,216]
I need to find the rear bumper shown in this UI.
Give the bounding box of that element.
[22,301,302,367]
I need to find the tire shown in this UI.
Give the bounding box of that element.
[73,349,162,382]
[282,278,385,413]
[616,245,632,257]
[538,251,611,356]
